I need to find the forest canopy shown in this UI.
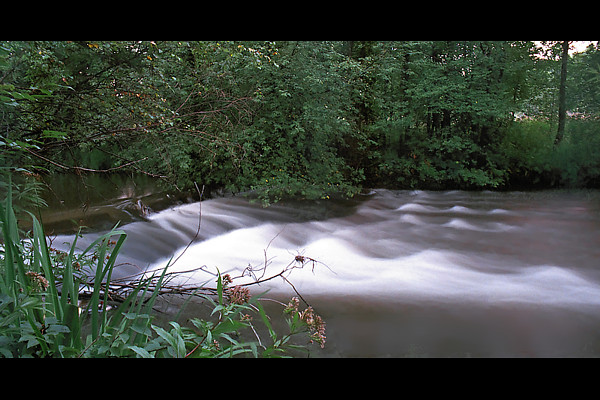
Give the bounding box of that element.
[2,41,599,203]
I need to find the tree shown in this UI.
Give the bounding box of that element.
[568,42,600,117]
[232,41,361,202]
[2,41,257,194]
[555,40,570,145]
[4,40,600,199]
[364,41,535,189]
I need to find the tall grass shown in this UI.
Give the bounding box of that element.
[0,178,325,357]
[0,178,142,356]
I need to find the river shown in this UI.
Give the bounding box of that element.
[37,174,600,357]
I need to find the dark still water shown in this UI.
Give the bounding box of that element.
[44,180,600,357]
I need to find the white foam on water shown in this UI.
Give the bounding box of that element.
[396,203,436,212]
[399,213,424,225]
[110,188,600,356]
[443,218,485,231]
[442,218,518,232]
[292,241,600,307]
[146,215,600,308]
[446,205,477,214]
[489,208,511,215]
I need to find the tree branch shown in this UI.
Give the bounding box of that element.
[24,147,162,176]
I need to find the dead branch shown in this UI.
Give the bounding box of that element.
[77,248,329,313]
[68,183,329,315]
[25,148,167,178]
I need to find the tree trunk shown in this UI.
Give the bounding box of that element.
[555,40,569,145]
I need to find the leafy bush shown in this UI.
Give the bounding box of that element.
[4,41,600,201]
[499,120,556,187]
[498,119,600,188]
[553,119,600,187]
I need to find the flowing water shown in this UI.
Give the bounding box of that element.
[40,175,600,357]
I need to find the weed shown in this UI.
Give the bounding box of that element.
[0,178,325,357]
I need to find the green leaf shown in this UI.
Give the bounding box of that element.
[129,345,154,358]
[212,318,244,336]
[152,325,174,345]
[152,324,186,358]
[255,302,277,342]
[46,324,71,335]
[210,304,225,316]
[42,130,68,139]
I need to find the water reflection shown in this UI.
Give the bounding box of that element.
[34,173,186,234]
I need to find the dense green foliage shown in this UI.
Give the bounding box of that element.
[2,41,600,203]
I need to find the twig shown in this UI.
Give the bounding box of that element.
[67,188,329,329]
[280,275,310,308]
[170,182,204,267]
[25,148,156,175]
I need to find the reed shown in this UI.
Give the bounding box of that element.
[0,179,132,356]
[1,180,325,357]
[0,176,161,355]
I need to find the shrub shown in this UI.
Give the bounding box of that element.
[499,119,600,189]
[499,120,556,188]
[553,119,600,187]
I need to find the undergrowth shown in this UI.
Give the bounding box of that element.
[0,179,325,358]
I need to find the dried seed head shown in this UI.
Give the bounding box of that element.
[227,285,251,305]
[284,297,300,314]
[298,306,326,348]
[222,274,233,285]
[26,271,49,292]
